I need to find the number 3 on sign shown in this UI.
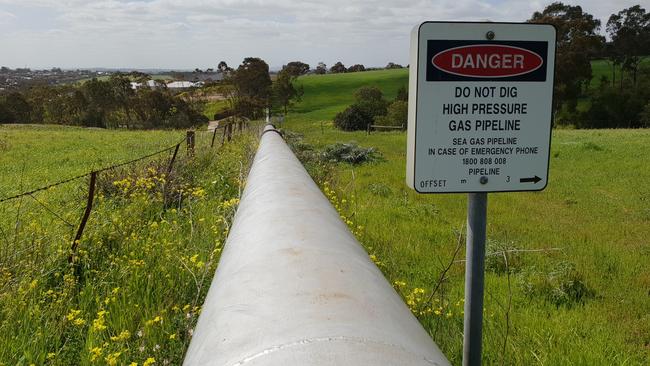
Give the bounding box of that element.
[506,176,510,182]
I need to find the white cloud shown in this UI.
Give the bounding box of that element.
[0,10,16,24]
[0,0,643,69]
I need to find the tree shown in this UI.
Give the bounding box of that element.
[353,86,383,102]
[529,2,605,112]
[315,62,327,75]
[333,86,388,131]
[3,92,32,123]
[578,86,647,128]
[347,64,366,73]
[329,62,346,74]
[385,62,403,69]
[284,61,310,77]
[374,100,408,127]
[607,5,650,86]
[23,85,51,124]
[273,68,304,114]
[81,78,117,127]
[395,85,408,102]
[230,57,272,118]
[110,75,136,129]
[69,89,89,125]
[0,100,11,123]
[353,86,388,119]
[639,101,650,127]
[131,88,205,129]
[217,61,232,74]
[334,105,371,131]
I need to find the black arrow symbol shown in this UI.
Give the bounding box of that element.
[520,176,542,183]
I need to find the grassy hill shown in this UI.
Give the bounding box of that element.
[285,69,650,365]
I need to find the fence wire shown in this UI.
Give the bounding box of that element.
[0,124,253,276]
[0,137,185,204]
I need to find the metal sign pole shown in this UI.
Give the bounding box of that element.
[463,192,488,366]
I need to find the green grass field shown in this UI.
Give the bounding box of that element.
[0,125,257,365]
[286,69,650,364]
[0,125,183,198]
[589,58,650,90]
[2,64,648,365]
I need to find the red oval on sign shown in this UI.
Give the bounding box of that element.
[432,44,543,78]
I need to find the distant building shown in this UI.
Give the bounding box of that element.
[167,81,203,89]
[130,80,164,90]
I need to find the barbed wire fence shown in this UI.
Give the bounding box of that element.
[0,119,251,285]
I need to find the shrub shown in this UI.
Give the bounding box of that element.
[368,183,392,197]
[485,240,523,274]
[333,86,389,131]
[640,102,650,128]
[283,130,334,183]
[577,86,648,128]
[395,85,408,101]
[518,261,595,308]
[353,86,383,102]
[321,142,381,164]
[374,100,407,127]
[333,105,373,131]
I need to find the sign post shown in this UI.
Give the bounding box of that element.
[463,192,487,365]
[406,22,556,365]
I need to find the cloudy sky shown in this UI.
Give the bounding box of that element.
[0,0,643,70]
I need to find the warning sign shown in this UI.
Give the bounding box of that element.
[406,22,556,193]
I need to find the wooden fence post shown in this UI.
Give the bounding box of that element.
[187,130,195,156]
[167,143,180,174]
[211,126,219,148]
[69,171,97,264]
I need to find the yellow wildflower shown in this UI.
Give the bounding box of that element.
[92,310,108,332]
[145,315,163,326]
[89,347,103,362]
[110,330,131,342]
[105,352,122,366]
[66,309,81,321]
[143,357,156,366]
